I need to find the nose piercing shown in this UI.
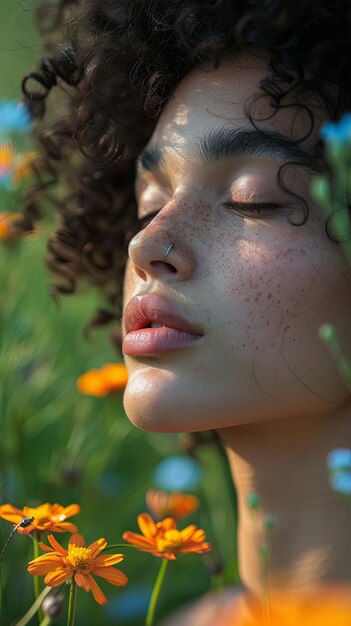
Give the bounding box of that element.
[163,242,174,260]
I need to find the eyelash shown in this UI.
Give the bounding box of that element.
[129,201,280,241]
[222,201,281,215]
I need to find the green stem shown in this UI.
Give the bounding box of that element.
[145,559,168,626]
[67,579,77,626]
[13,586,52,626]
[33,533,44,624]
[102,543,141,552]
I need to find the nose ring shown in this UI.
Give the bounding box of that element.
[163,242,174,260]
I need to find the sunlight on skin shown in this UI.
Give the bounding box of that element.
[122,49,351,603]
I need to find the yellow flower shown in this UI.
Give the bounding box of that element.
[76,363,128,396]
[0,502,80,534]
[28,533,128,605]
[146,489,199,521]
[122,513,211,560]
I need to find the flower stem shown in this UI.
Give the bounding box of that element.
[145,559,168,626]
[102,543,140,552]
[67,579,77,626]
[13,586,52,626]
[33,534,44,624]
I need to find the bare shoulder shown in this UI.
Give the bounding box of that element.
[158,587,246,626]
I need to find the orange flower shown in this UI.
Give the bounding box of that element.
[0,502,80,534]
[216,586,351,626]
[122,513,211,560]
[28,533,128,605]
[0,212,21,240]
[76,363,128,397]
[146,489,199,521]
[0,141,37,184]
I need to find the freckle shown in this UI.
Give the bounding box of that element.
[267,293,272,299]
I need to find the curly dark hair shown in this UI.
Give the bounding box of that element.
[20,0,351,338]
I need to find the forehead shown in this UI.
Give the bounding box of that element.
[150,51,324,156]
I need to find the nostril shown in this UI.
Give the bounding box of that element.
[151,260,177,273]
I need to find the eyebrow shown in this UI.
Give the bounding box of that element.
[136,127,325,175]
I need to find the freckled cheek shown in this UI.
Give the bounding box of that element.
[218,239,318,335]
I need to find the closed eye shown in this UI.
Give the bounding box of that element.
[222,200,282,217]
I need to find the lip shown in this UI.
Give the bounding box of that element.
[122,294,203,356]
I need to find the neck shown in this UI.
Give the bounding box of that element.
[218,406,351,598]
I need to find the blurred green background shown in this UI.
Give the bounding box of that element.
[0,2,238,625]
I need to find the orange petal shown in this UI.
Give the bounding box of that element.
[100,364,128,391]
[76,370,110,397]
[28,556,63,576]
[44,568,71,587]
[93,566,128,586]
[47,535,67,555]
[0,503,24,523]
[48,521,78,533]
[156,551,177,560]
[138,513,158,538]
[86,574,108,605]
[122,531,155,548]
[38,541,55,553]
[180,542,211,554]
[180,524,198,541]
[75,571,91,592]
[89,537,107,558]
[94,553,125,567]
[69,533,85,548]
[190,528,206,543]
[157,517,176,531]
[62,503,80,517]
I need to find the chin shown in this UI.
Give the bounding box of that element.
[122,368,210,433]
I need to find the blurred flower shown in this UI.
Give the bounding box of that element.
[330,471,351,495]
[76,363,128,397]
[42,591,65,620]
[321,112,351,145]
[146,489,199,521]
[105,586,151,620]
[327,448,351,496]
[216,586,351,626]
[153,456,202,491]
[0,212,21,240]
[28,533,128,606]
[0,502,80,534]
[327,448,351,471]
[0,99,32,132]
[0,141,37,189]
[122,512,211,560]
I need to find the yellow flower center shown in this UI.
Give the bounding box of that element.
[156,530,183,553]
[66,546,94,573]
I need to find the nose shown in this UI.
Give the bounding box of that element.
[128,203,196,282]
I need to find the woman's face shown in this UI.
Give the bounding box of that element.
[122,52,351,432]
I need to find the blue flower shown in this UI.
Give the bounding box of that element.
[153,455,202,491]
[0,100,32,133]
[320,112,351,145]
[327,448,351,471]
[329,471,351,496]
